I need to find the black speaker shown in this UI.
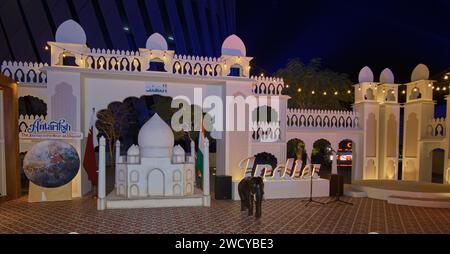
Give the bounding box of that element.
[215,175,232,200]
[328,174,344,197]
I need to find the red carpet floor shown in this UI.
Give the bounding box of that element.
[0,196,449,234]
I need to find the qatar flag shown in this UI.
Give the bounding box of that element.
[83,109,98,186]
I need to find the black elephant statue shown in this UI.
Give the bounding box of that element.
[238,176,264,218]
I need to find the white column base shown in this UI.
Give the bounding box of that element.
[97,198,106,210]
[203,195,211,207]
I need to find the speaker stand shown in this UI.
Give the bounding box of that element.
[304,172,325,207]
[326,174,352,206]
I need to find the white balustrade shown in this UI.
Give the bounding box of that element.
[426,117,446,138]
[251,76,285,95]
[1,61,48,84]
[287,108,359,129]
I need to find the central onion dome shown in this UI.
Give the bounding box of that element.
[138,113,174,158]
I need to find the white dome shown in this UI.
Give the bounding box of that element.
[221,34,246,56]
[127,145,140,156]
[380,68,395,83]
[173,145,185,156]
[358,66,374,83]
[411,63,429,82]
[138,113,174,158]
[146,33,168,50]
[55,20,87,44]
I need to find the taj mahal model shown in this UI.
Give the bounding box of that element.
[116,114,195,198]
[104,113,210,209]
[1,19,449,209]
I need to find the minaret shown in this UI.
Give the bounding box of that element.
[376,68,400,180]
[353,66,380,180]
[445,95,450,184]
[402,64,435,181]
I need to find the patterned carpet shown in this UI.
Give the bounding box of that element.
[0,196,449,234]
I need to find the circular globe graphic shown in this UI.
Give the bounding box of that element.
[23,141,80,188]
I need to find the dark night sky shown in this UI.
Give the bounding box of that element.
[236,0,450,83]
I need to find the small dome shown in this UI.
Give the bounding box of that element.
[55,20,87,44]
[380,68,395,83]
[358,66,374,83]
[411,63,429,82]
[138,113,174,158]
[173,145,185,156]
[127,145,140,156]
[146,33,168,50]
[221,34,246,56]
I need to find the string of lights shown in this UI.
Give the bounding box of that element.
[283,78,450,96]
[46,43,450,96]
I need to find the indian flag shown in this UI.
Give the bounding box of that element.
[195,119,205,188]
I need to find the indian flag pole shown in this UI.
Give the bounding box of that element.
[196,118,205,189]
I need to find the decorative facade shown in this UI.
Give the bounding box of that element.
[0,19,448,205]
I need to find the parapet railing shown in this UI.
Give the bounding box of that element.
[425,117,446,138]
[1,61,48,84]
[251,121,281,142]
[251,76,285,95]
[287,108,359,129]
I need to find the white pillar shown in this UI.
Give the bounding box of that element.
[115,140,121,163]
[97,136,106,210]
[203,137,210,206]
[114,140,121,189]
[332,153,338,175]
[190,139,195,163]
[305,142,313,165]
[332,144,338,175]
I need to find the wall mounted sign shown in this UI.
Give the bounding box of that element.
[145,83,168,94]
[19,118,82,140]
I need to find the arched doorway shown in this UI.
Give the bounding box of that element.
[337,139,353,184]
[431,148,445,184]
[312,139,332,178]
[0,74,20,201]
[286,138,307,173]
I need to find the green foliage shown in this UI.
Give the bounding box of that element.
[276,58,354,110]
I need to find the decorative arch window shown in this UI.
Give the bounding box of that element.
[364,88,375,100]
[148,58,166,72]
[386,89,396,102]
[60,52,78,67]
[228,64,243,77]
[409,87,422,100]
[252,106,279,122]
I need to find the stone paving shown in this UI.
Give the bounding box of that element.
[0,196,449,234]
